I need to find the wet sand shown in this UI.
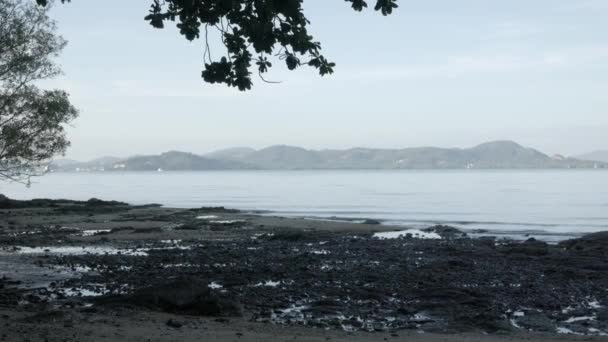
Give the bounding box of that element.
[0,307,599,342]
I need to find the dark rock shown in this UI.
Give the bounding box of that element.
[222,274,249,287]
[174,224,202,231]
[502,238,549,256]
[597,308,608,322]
[396,307,416,315]
[98,278,242,317]
[135,203,163,208]
[109,227,135,233]
[0,194,12,209]
[131,227,163,234]
[263,230,335,242]
[515,312,556,332]
[21,310,66,324]
[422,225,466,238]
[264,230,308,241]
[195,207,239,214]
[416,288,492,309]
[305,299,342,315]
[362,219,381,225]
[166,319,183,328]
[560,231,608,254]
[85,198,128,207]
[472,229,489,233]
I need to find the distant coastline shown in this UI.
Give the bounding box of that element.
[51,140,607,172]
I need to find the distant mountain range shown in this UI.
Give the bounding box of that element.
[50,141,608,172]
[52,152,253,172]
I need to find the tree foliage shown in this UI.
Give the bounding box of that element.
[38,0,397,90]
[1,0,78,184]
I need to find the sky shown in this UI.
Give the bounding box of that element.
[43,0,608,160]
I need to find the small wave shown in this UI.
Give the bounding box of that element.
[271,209,480,216]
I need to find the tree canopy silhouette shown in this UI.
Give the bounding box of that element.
[37,0,397,90]
[1,0,78,184]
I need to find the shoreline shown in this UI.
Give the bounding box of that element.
[4,192,601,241]
[252,213,587,243]
[1,197,607,341]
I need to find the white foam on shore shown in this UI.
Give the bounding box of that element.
[588,328,608,336]
[557,327,587,335]
[162,263,194,268]
[210,220,245,224]
[373,229,441,240]
[270,304,310,325]
[557,327,577,334]
[208,281,223,289]
[62,285,109,297]
[311,250,329,255]
[561,306,575,314]
[196,215,218,219]
[81,230,111,236]
[254,280,281,287]
[280,304,309,315]
[557,325,606,336]
[5,246,148,256]
[564,316,595,323]
[160,239,182,244]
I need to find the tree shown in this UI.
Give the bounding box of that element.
[38,0,397,91]
[1,0,78,184]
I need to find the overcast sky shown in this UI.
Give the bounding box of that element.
[45,0,608,160]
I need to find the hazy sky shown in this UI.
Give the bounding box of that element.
[44,0,608,160]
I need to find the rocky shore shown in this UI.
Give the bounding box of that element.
[0,196,607,341]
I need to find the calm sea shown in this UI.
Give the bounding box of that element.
[2,170,607,235]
